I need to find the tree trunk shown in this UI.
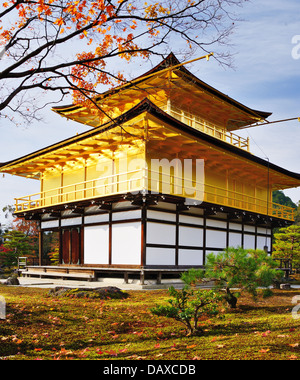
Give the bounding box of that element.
[225,287,237,308]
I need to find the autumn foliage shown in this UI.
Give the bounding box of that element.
[0,217,39,268]
[0,0,247,124]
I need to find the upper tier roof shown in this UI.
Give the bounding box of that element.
[52,53,272,131]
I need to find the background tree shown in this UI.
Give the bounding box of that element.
[0,223,9,245]
[2,230,31,267]
[272,225,300,271]
[204,247,282,308]
[14,217,39,257]
[0,0,247,125]
[293,202,300,226]
[43,231,60,265]
[2,204,15,220]
[0,205,39,265]
[272,190,297,210]
[0,245,11,268]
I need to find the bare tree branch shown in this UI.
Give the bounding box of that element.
[0,0,248,125]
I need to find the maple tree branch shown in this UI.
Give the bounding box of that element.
[0,0,247,125]
[0,0,24,18]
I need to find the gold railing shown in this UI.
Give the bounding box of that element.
[14,169,294,221]
[162,105,250,152]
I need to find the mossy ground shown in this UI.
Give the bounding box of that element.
[0,285,300,360]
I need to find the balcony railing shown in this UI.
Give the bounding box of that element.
[14,168,294,221]
[162,104,250,152]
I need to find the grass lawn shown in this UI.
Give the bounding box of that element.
[0,285,300,360]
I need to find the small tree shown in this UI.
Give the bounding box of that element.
[48,248,60,266]
[150,270,223,336]
[205,247,282,308]
[272,225,300,270]
[0,245,13,268]
[2,230,31,268]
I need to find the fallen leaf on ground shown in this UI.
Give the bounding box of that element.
[289,354,298,360]
[259,349,270,353]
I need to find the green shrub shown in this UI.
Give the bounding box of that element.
[151,270,223,336]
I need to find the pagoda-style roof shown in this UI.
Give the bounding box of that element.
[1,98,299,191]
[52,53,272,131]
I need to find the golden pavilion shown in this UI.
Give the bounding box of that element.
[1,53,300,283]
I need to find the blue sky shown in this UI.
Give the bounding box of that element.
[1,0,300,224]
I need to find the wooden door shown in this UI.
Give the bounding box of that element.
[61,228,81,265]
[71,228,80,264]
[62,229,70,264]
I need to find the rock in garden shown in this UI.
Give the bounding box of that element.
[280,283,291,290]
[48,286,129,299]
[4,276,20,285]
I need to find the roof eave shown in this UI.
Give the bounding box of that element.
[2,98,300,185]
[52,53,271,125]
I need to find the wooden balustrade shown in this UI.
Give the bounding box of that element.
[14,169,294,221]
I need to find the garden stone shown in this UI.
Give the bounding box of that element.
[280,283,291,290]
[48,286,129,299]
[4,276,20,285]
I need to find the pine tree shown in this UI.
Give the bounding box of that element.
[273,225,300,269]
[205,247,282,308]
[2,230,31,267]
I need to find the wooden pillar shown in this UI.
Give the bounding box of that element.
[270,227,274,254]
[254,224,258,250]
[59,228,63,265]
[175,208,179,266]
[38,224,43,266]
[60,166,64,203]
[226,214,230,248]
[108,208,112,265]
[202,214,207,265]
[141,204,147,267]
[241,217,245,248]
[40,172,44,207]
[83,159,87,199]
[80,219,84,265]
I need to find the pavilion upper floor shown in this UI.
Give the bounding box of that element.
[1,99,299,222]
[53,53,271,155]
